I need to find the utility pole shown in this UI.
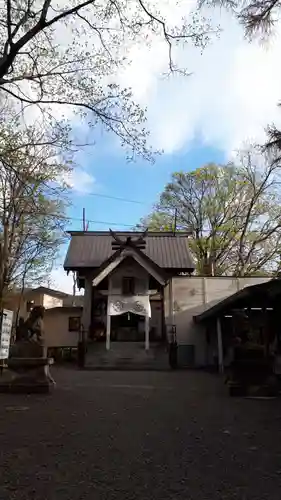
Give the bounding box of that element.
[82,208,86,231]
[173,208,177,235]
[82,208,89,231]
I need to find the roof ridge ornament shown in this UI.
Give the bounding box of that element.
[110,229,148,250]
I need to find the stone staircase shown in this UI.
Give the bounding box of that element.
[85,342,170,370]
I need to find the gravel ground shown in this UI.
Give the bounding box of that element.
[0,367,281,500]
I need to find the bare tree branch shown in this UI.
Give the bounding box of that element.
[0,0,214,159]
[138,148,281,276]
[0,115,71,303]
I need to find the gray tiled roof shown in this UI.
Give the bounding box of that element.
[64,232,194,271]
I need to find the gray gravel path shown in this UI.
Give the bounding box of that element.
[0,368,281,500]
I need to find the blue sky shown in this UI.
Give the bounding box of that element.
[51,5,281,292]
[67,140,224,232]
[52,139,224,292]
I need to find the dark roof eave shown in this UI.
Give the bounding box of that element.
[66,230,193,236]
[64,266,194,273]
[193,287,248,323]
[193,278,281,323]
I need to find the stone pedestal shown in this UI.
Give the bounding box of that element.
[0,341,55,394]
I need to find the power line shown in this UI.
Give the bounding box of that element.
[0,193,148,209]
[83,192,147,205]
[0,190,172,229]
[0,186,162,209]
[75,191,179,213]
[18,211,135,228]
[0,207,173,230]
[68,216,134,228]
[0,216,135,238]
[2,191,152,207]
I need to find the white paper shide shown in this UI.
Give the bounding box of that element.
[108,295,151,317]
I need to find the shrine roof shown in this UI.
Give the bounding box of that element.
[64,231,194,272]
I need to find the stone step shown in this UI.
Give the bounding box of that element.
[85,342,169,370]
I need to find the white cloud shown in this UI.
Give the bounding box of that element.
[10,2,281,159]
[119,6,281,156]
[65,168,96,194]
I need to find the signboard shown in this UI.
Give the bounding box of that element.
[68,316,81,332]
[0,309,13,359]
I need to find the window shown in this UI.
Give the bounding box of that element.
[69,317,81,332]
[122,277,135,295]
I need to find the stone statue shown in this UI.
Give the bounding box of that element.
[17,306,45,345]
[1,305,55,393]
[11,306,46,360]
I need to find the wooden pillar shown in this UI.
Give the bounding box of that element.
[106,312,111,351]
[202,277,207,310]
[82,274,92,340]
[168,278,174,326]
[216,316,224,374]
[145,314,149,351]
[161,286,167,341]
[106,278,112,351]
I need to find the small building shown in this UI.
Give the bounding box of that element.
[3,286,83,350]
[63,230,277,368]
[64,230,194,366]
[193,278,281,374]
[4,286,70,322]
[44,306,83,349]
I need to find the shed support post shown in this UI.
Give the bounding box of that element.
[145,314,149,351]
[106,312,111,351]
[106,278,112,351]
[82,274,92,341]
[217,317,224,374]
[169,279,173,322]
[168,278,174,336]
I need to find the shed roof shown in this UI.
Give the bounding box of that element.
[194,278,281,323]
[28,287,69,298]
[8,286,69,299]
[45,306,83,313]
[64,231,194,271]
